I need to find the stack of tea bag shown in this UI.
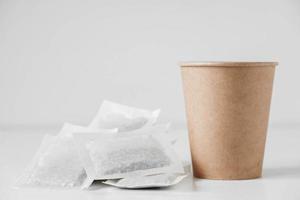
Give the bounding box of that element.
[16,100,187,189]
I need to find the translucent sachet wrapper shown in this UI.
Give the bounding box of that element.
[73,125,184,188]
[103,173,187,189]
[15,134,86,188]
[89,100,160,132]
[15,123,116,188]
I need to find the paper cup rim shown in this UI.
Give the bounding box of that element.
[180,61,278,67]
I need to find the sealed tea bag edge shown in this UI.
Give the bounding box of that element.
[59,122,117,137]
[103,174,188,189]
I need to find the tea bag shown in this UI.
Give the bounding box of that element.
[89,100,160,132]
[16,123,116,188]
[103,174,187,189]
[15,134,86,188]
[73,125,184,188]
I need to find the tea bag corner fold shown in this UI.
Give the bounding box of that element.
[88,100,161,132]
[149,109,161,124]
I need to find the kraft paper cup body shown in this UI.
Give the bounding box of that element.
[180,62,277,180]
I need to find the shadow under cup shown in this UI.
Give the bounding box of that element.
[180,61,277,180]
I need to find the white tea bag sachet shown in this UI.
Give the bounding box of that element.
[73,125,184,188]
[16,134,86,188]
[16,123,116,188]
[89,100,160,132]
[103,174,187,189]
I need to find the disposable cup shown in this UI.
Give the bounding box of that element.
[180,61,277,179]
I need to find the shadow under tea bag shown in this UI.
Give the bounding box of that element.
[89,100,160,132]
[103,173,187,189]
[73,126,184,188]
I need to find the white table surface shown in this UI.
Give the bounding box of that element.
[0,126,300,200]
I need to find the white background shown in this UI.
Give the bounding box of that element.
[1,0,300,129]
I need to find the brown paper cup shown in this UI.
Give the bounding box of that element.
[180,61,277,180]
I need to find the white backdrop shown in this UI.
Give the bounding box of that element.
[0,0,299,129]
